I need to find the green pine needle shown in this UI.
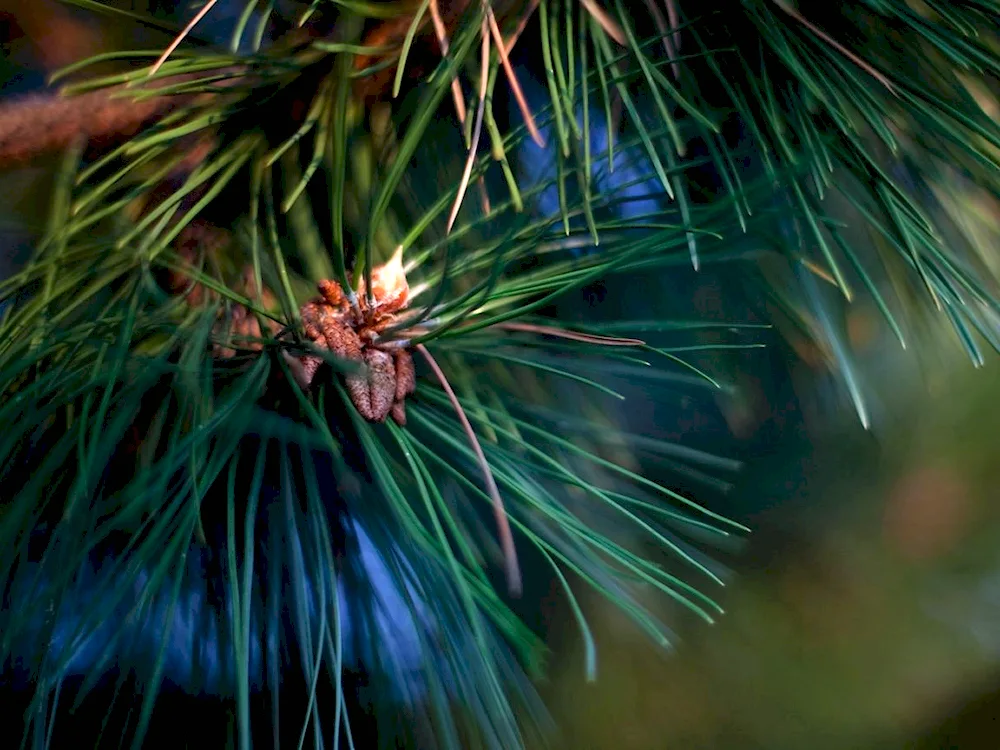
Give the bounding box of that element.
[3,1,1000,747]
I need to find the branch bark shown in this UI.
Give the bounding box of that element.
[0,86,195,170]
[0,0,507,170]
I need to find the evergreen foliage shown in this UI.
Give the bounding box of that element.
[1,1,999,747]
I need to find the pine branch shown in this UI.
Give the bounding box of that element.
[3,1,1000,748]
[0,86,192,169]
[0,1,458,170]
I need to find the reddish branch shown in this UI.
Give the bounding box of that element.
[0,87,194,170]
[0,0,537,170]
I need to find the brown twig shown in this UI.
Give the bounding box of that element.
[0,87,191,170]
[0,4,394,169]
[0,1,535,170]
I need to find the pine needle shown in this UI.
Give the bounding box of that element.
[487,6,545,148]
[771,0,898,97]
[429,0,468,124]
[149,0,220,76]
[446,14,491,234]
[579,0,626,46]
[416,344,522,597]
[6,3,1000,747]
[496,321,645,347]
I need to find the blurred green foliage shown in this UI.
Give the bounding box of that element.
[540,353,1000,749]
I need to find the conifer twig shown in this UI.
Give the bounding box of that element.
[0,88,190,169]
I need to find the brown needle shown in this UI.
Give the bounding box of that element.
[150,0,219,76]
[416,343,522,597]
